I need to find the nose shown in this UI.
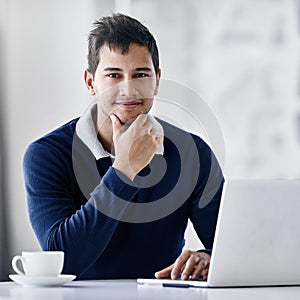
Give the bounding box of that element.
[119,79,138,98]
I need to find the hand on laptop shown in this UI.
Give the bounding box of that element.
[154,250,210,281]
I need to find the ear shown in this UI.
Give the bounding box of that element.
[154,69,161,96]
[84,70,96,96]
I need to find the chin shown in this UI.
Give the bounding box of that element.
[113,101,153,124]
[117,113,142,125]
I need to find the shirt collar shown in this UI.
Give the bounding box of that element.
[75,102,164,160]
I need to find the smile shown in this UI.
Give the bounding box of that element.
[115,101,142,110]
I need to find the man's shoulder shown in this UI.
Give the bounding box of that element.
[156,117,206,147]
[25,117,79,157]
[36,117,78,141]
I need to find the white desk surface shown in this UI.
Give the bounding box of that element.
[0,279,300,300]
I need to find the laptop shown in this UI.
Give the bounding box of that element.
[138,180,300,288]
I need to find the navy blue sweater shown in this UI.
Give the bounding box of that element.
[23,118,224,279]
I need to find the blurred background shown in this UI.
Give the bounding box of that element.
[1,0,300,280]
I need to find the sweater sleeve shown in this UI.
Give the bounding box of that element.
[23,141,140,277]
[189,138,224,251]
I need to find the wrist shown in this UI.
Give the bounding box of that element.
[112,162,136,181]
[197,249,212,255]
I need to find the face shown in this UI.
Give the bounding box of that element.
[85,43,161,125]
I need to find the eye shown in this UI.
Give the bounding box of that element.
[106,73,121,78]
[134,73,149,78]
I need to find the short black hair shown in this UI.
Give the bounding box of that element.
[87,13,159,77]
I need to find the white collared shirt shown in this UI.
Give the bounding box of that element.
[75,102,164,160]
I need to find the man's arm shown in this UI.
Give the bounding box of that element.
[23,142,140,277]
[155,137,224,280]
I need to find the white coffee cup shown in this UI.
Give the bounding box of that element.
[12,251,64,277]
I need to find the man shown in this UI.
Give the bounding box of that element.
[23,13,224,280]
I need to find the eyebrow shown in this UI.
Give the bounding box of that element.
[103,67,122,72]
[102,67,153,72]
[135,67,152,72]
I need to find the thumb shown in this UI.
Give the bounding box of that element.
[110,114,122,136]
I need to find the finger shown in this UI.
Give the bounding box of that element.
[171,251,191,280]
[110,114,122,136]
[181,254,200,280]
[155,137,163,149]
[154,264,174,279]
[191,259,208,280]
[201,266,209,280]
[143,121,153,132]
[150,128,157,136]
[126,114,149,135]
[132,113,147,126]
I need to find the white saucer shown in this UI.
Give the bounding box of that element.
[9,274,76,287]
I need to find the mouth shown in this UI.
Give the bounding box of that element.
[115,101,142,110]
